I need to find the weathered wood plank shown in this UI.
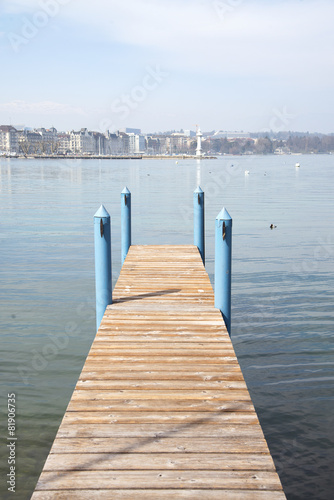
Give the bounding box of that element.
[70,389,251,401]
[88,349,236,357]
[67,400,255,412]
[75,380,247,390]
[34,470,283,491]
[62,411,259,425]
[97,327,226,334]
[43,452,276,471]
[79,365,243,373]
[56,423,264,439]
[81,356,238,364]
[101,320,224,326]
[78,370,245,381]
[80,363,240,372]
[49,437,271,454]
[94,335,229,342]
[31,489,287,500]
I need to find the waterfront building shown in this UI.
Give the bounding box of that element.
[118,131,129,155]
[91,132,106,155]
[117,132,145,155]
[170,132,191,154]
[104,131,123,155]
[213,130,251,139]
[0,125,19,153]
[125,128,141,135]
[70,128,95,154]
[35,127,58,153]
[57,133,71,154]
[125,133,145,154]
[146,136,160,154]
[18,131,43,155]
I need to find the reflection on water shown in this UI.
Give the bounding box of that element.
[0,158,85,190]
[196,159,201,186]
[0,155,334,500]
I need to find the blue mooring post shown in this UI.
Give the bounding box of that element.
[121,187,131,264]
[194,186,205,264]
[215,208,232,335]
[94,205,112,331]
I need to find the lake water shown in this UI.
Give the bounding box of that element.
[0,155,333,499]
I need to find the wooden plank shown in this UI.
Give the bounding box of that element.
[99,324,224,329]
[70,389,251,401]
[49,437,271,454]
[80,363,240,372]
[32,245,286,498]
[62,411,259,425]
[79,364,243,372]
[43,452,276,471]
[97,328,226,334]
[80,357,238,364]
[100,320,224,326]
[78,370,245,381]
[32,490,287,500]
[75,380,247,390]
[34,470,283,490]
[56,423,264,438]
[87,348,236,357]
[88,342,235,349]
[67,400,255,412]
[94,336,229,349]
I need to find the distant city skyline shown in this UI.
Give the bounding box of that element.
[5,122,334,137]
[3,123,334,157]
[1,0,334,133]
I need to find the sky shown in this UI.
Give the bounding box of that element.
[0,0,333,134]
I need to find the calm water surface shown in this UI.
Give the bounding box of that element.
[0,155,333,499]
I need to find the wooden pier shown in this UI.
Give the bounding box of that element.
[32,245,286,499]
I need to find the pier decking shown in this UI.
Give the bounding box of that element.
[32,245,286,499]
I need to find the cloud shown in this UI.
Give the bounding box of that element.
[0,100,86,115]
[1,0,43,14]
[43,0,334,81]
[2,0,334,81]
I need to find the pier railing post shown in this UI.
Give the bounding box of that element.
[194,186,205,264]
[94,205,112,331]
[215,208,232,334]
[121,187,131,265]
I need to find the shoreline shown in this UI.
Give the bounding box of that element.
[1,152,332,160]
[0,154,218,160]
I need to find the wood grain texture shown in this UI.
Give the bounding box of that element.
[32,245,286,499]
[32,490,287,500]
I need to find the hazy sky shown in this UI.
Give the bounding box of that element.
[0,0,333,133]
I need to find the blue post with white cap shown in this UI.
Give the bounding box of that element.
[94,205,112,331]
[215,208,232,334]
[194,186,205,264]
[121,187,131,265]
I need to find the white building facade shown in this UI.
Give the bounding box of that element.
[0,126,19,153]
[70,128,96,154]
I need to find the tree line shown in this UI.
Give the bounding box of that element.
[196,135,334,155]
